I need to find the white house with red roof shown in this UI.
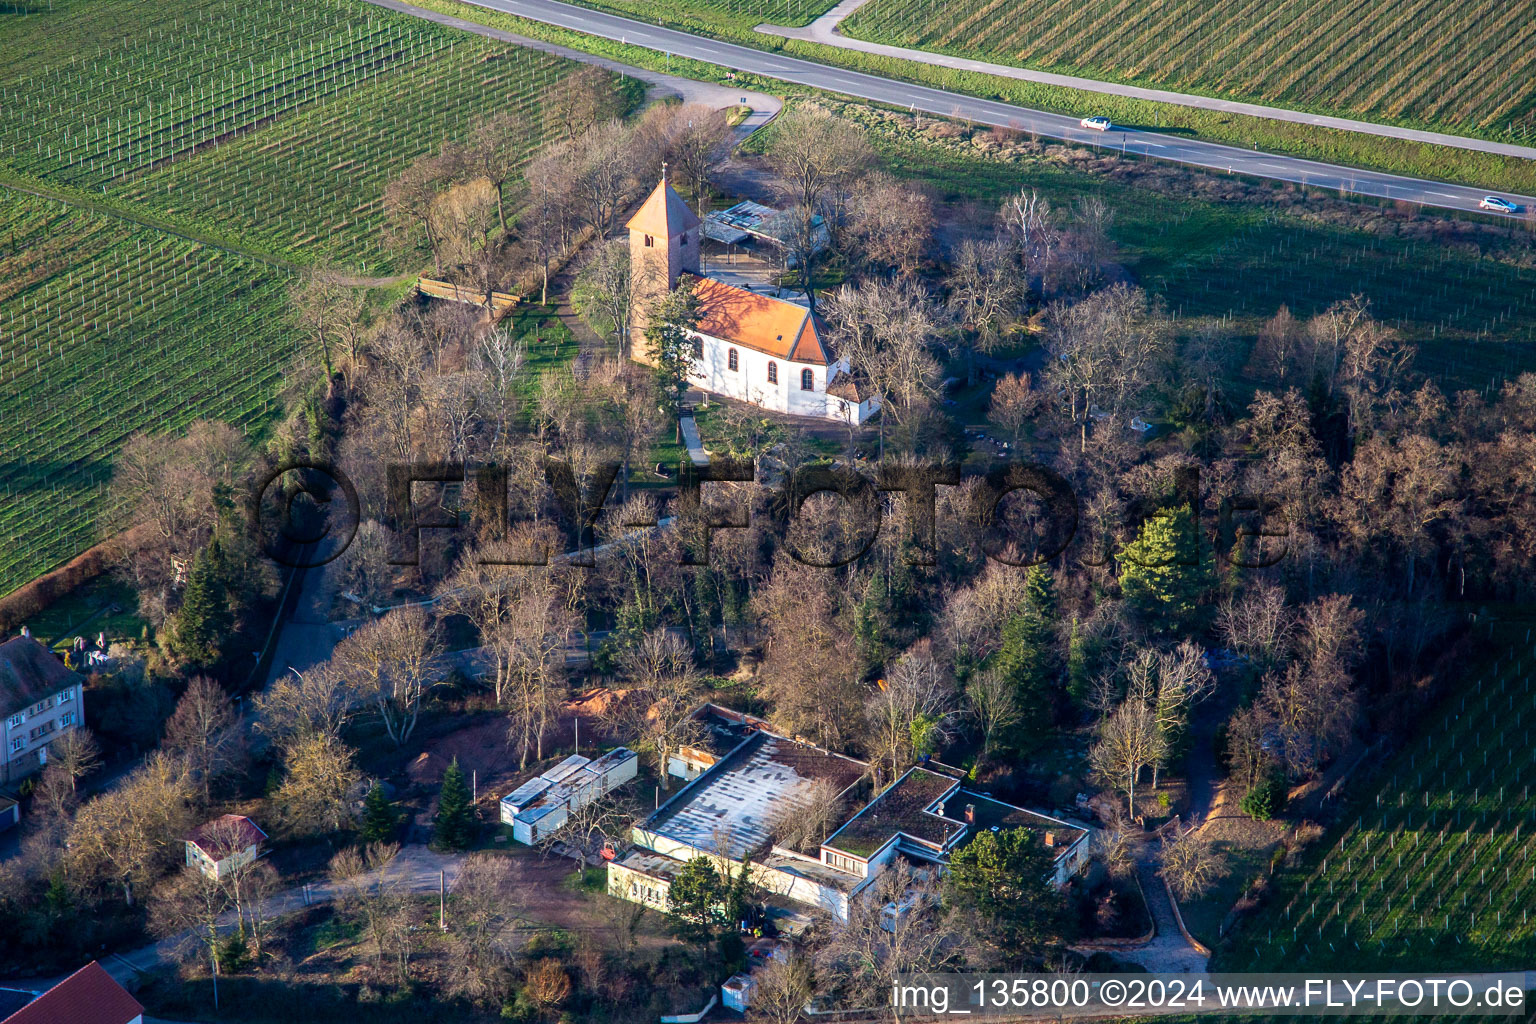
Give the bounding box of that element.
[185,813,267,880]
[627,173,879,425]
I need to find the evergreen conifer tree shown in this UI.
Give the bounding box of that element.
[1118,506,1210,632]
[434,759,474,851]
[360,783,400,843]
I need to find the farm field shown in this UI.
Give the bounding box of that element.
[0,0,629,271]
[0,189,298,598]
[1221,642,1536,971]
[110,44,585,272]
[0,0,638,598]
[841,0,1536,143]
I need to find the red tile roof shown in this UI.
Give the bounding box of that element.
[1,961,142,1024]
[626,176,700,238]
[687,274,830,364]
[186,814,267,857]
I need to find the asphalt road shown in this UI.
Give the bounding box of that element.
[453,0,1536,215]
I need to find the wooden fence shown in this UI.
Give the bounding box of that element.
[416,277,518,315]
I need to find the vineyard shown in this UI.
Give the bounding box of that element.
[1149,208,1536,392]
[0,0,627,596]
[110,44,584,271]
[0,0,617,271]
[0,190,297,598]
[1226,645,1536,971]
[841,0,1536,142]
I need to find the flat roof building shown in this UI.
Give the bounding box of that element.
[614,708,1093,923]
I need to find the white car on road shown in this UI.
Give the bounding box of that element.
[1079,116,1112,131]
[1479,196,1520,213]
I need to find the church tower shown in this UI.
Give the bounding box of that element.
[625,165,701,365]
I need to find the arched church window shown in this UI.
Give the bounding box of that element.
[767,362,777,384]
[728,349,739,371]
[801,368,815,391]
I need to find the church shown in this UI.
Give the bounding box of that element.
[626,173,880,425]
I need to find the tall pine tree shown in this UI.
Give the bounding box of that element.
[434,759,474,851]
[168,543,232,666]
[1118,506,1211,633]
[992,564,1059,748]
[361,783,400,844]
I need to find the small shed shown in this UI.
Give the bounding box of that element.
[721,972,757,1012]
[508,747,638,846]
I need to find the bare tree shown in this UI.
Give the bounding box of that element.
[523,144,577,306]
[252,662,360,751]
[468,110,530,234]
[290,264,365,385]
[68,753,193,906]
[1088,699,1161,820]
[749,956,815,1024]
[383,149,454,272]
[947,238,1026,381]
[766,777,846,854]
[864,651,959,786]
[1218,582,1294,670]
[612,629,705,788]
[336,606,442,748]
[824,279,946,458]
[766,104,873,214]
[569,119,639,240]
[275,733,360,835]
[163,676,243,802]
[965,668,1020,762]
[848,171,934,277]
[544,66,620,142]
[998,187,1059,291]
[815,861,959,1009]
[443,855,522,1006]
[148,863,231,971]
[1159,825,1226,900]
[664,104,733,210]
[330,842,413,985]
[1043,283,1169,451]
[573,238,632,349]
[46,727,101,793]
[1224,703,1273,794]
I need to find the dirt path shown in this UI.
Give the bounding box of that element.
[1119,845,1210,974]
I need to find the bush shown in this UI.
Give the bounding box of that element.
[1241,775,1286,821]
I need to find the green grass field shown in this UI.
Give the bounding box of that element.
[0,188,297,597]
[1219,641,1536,971]
[799,102,1536,395]
[841,0,1536,143]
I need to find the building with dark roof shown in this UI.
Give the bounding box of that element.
[0,636,85,785]
[185,814,267,880]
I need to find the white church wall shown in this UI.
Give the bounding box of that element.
[687,336,876,424]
